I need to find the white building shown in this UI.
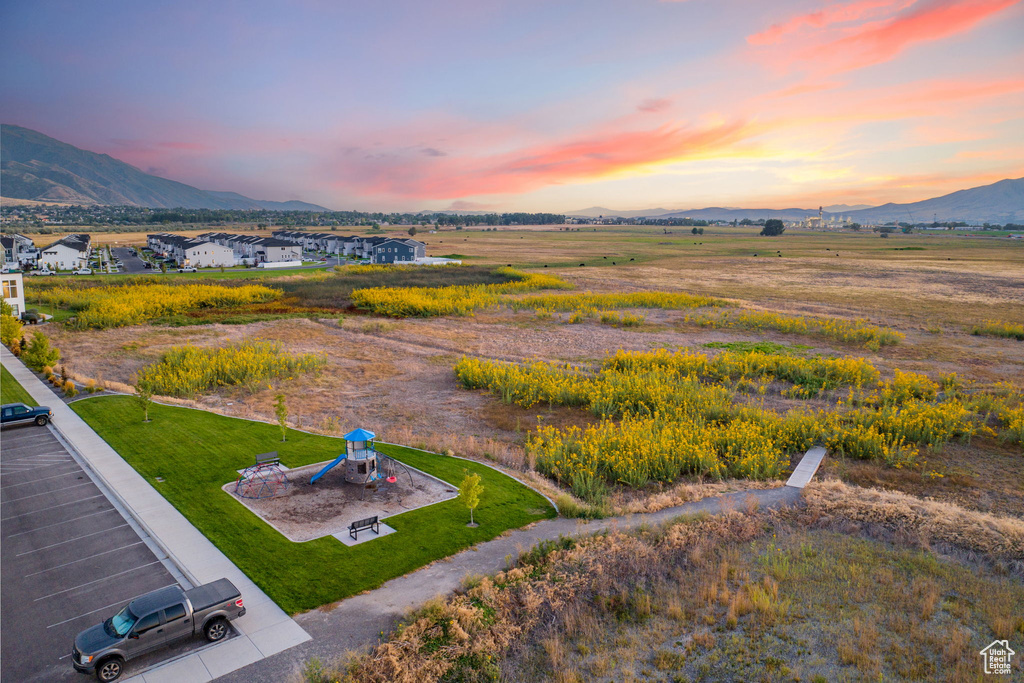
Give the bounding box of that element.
[198,233,301,263]
[1,272,25,317]
[40,234,91,271]
[147,233,234,267]
[182,243,235,268]
[1,234,39,270]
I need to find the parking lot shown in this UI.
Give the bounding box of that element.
[1,423,223,682]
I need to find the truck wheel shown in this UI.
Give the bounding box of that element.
[95,656,124,682]
[204,618,228,642]
[35,415,49,426]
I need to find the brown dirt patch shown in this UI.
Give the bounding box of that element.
[224,460,457,542]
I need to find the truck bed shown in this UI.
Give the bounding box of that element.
[184,578,239,612]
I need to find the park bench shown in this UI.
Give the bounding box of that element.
[349,515,380,540]
[255,452,279,467]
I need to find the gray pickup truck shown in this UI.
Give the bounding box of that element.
[72,578,245,681]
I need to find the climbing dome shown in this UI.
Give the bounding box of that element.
[235,453,290,499]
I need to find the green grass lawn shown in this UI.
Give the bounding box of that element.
[1,363,37,406]
[71,396,555,614]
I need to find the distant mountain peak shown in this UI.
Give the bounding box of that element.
[0,124,332,211]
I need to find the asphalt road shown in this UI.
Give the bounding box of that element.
[0,422,226,682]
[111,247,149,274]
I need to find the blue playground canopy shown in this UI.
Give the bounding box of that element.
[310,428,378,484]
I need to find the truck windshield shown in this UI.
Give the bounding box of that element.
[109,606,137,637]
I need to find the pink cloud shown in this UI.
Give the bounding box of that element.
[748,0,911,46]
[749,0,1021,77]
[326,119,764,200]
[637,98,673,113]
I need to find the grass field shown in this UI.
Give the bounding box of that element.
[1,363,37,406]
[71,396,555,614]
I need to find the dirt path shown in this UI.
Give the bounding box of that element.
[215,485,803,683]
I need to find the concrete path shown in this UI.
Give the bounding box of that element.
[786,446,826,488]
[1,348,310,683]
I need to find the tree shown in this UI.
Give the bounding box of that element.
[848,223,861,232]
[273,394,288,442]
[457,471,484,527]
[21,332,59,371]
[760,219,785,236]
[408,226,418,237]
[134,380,153,423]
[1,301,23,347]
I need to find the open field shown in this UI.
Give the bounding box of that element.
[21,228,1024,518]
[316,480,1024,683]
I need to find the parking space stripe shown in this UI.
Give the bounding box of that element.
[15,523,128,556]
[27,541,145,577]
[1,481,94,503]
[0,493,104,519]
[6,507,118,538]
[0,470,81,489]
[34,560,162,601]
[0,462,76,475]
[46,583,180,629]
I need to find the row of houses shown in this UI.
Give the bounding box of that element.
[271,230,426,264]
[198,233,302,264]
[146,233,236,267]
[146,233,302,266]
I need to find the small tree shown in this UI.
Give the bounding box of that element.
[160,262,167,273]
[408,226,418,237]
[134,380,153,423]
[1,308,23,347]
[273,394,288,442]
[457,471,484,527]
[21,333,60,371]
[760,219,785,236]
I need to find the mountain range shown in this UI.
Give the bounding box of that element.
[2,124,1021,222]
[570,181,1024,224]
[0,124,330,211]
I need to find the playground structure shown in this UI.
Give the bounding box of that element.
[310,428,413,496]
[235,452,290,499]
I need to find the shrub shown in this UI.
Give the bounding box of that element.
[136,340,327,398]
[40,282,281,329]
[971,321,1024,341]
[685,310,903,350]
[63,380,78,398]
[21,333,60,371]
[0,311,23,346]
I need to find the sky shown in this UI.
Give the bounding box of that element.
[1,0,1022,212]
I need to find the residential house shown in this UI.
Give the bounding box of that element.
[146,233,235,267]
[40,234,91,271]
[1,272,25,317]
[370,238,427,264]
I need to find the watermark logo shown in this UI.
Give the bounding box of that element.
[980,640,1015,675]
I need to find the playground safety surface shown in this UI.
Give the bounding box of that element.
[223,461,458,542]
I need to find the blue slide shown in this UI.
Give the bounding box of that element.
[310,453,346,484]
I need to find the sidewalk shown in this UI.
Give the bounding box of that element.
[1,348,310,682]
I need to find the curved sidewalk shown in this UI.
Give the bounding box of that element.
[1,348,310,683]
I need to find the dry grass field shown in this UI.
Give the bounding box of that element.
[34,226,1023,514]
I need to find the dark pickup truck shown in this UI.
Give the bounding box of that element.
[72,579,245,681]
[0,402,52,427]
